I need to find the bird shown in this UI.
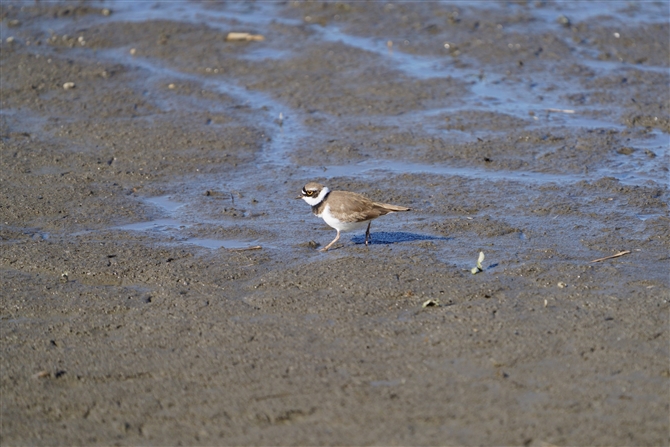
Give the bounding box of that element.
[297,182,411,252]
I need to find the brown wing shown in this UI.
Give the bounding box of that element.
[328,191,410,223]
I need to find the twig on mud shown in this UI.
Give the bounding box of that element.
[591,250,631,263]
[226,32,265,42]
[228,245,262,252]
[546,108,575,114]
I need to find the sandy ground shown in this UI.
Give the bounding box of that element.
[1,1,668,446]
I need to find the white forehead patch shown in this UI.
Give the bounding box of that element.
[302,186,330,206]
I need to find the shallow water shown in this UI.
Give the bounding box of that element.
[60,1,668,188]
[68,0,667,249]
[2,2,668,444]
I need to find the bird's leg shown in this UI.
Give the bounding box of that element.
[320,229,341,252]
[365,221,372,246]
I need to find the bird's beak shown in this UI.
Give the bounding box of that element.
[295,195,303,200]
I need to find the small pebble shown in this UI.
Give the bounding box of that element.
[63,82,75,90]
[130,48,136,55]
[557,15,570,27]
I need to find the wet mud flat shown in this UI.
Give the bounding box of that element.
[1,1,668,445]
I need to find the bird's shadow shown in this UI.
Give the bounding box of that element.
[351,231,451,245]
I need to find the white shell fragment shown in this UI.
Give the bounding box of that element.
[226,32,265,42]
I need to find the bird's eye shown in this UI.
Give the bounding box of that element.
[305,190,314,196]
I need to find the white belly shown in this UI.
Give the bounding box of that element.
[320,205,367,232]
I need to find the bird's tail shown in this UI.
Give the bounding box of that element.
[377,203,411,212]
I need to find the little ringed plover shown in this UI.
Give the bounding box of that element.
[297,182,411,252]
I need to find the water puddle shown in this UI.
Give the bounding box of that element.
[320,158,660,186]
[116,218,189,232]
[145,195,185,213]
[92,1,295,29]
[322,160,575,183]
[635,213,664,222]
[185,238,260,250]
[110,195,263,250]
[112,196,187,233]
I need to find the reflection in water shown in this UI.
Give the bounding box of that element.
[351,231,451,245]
